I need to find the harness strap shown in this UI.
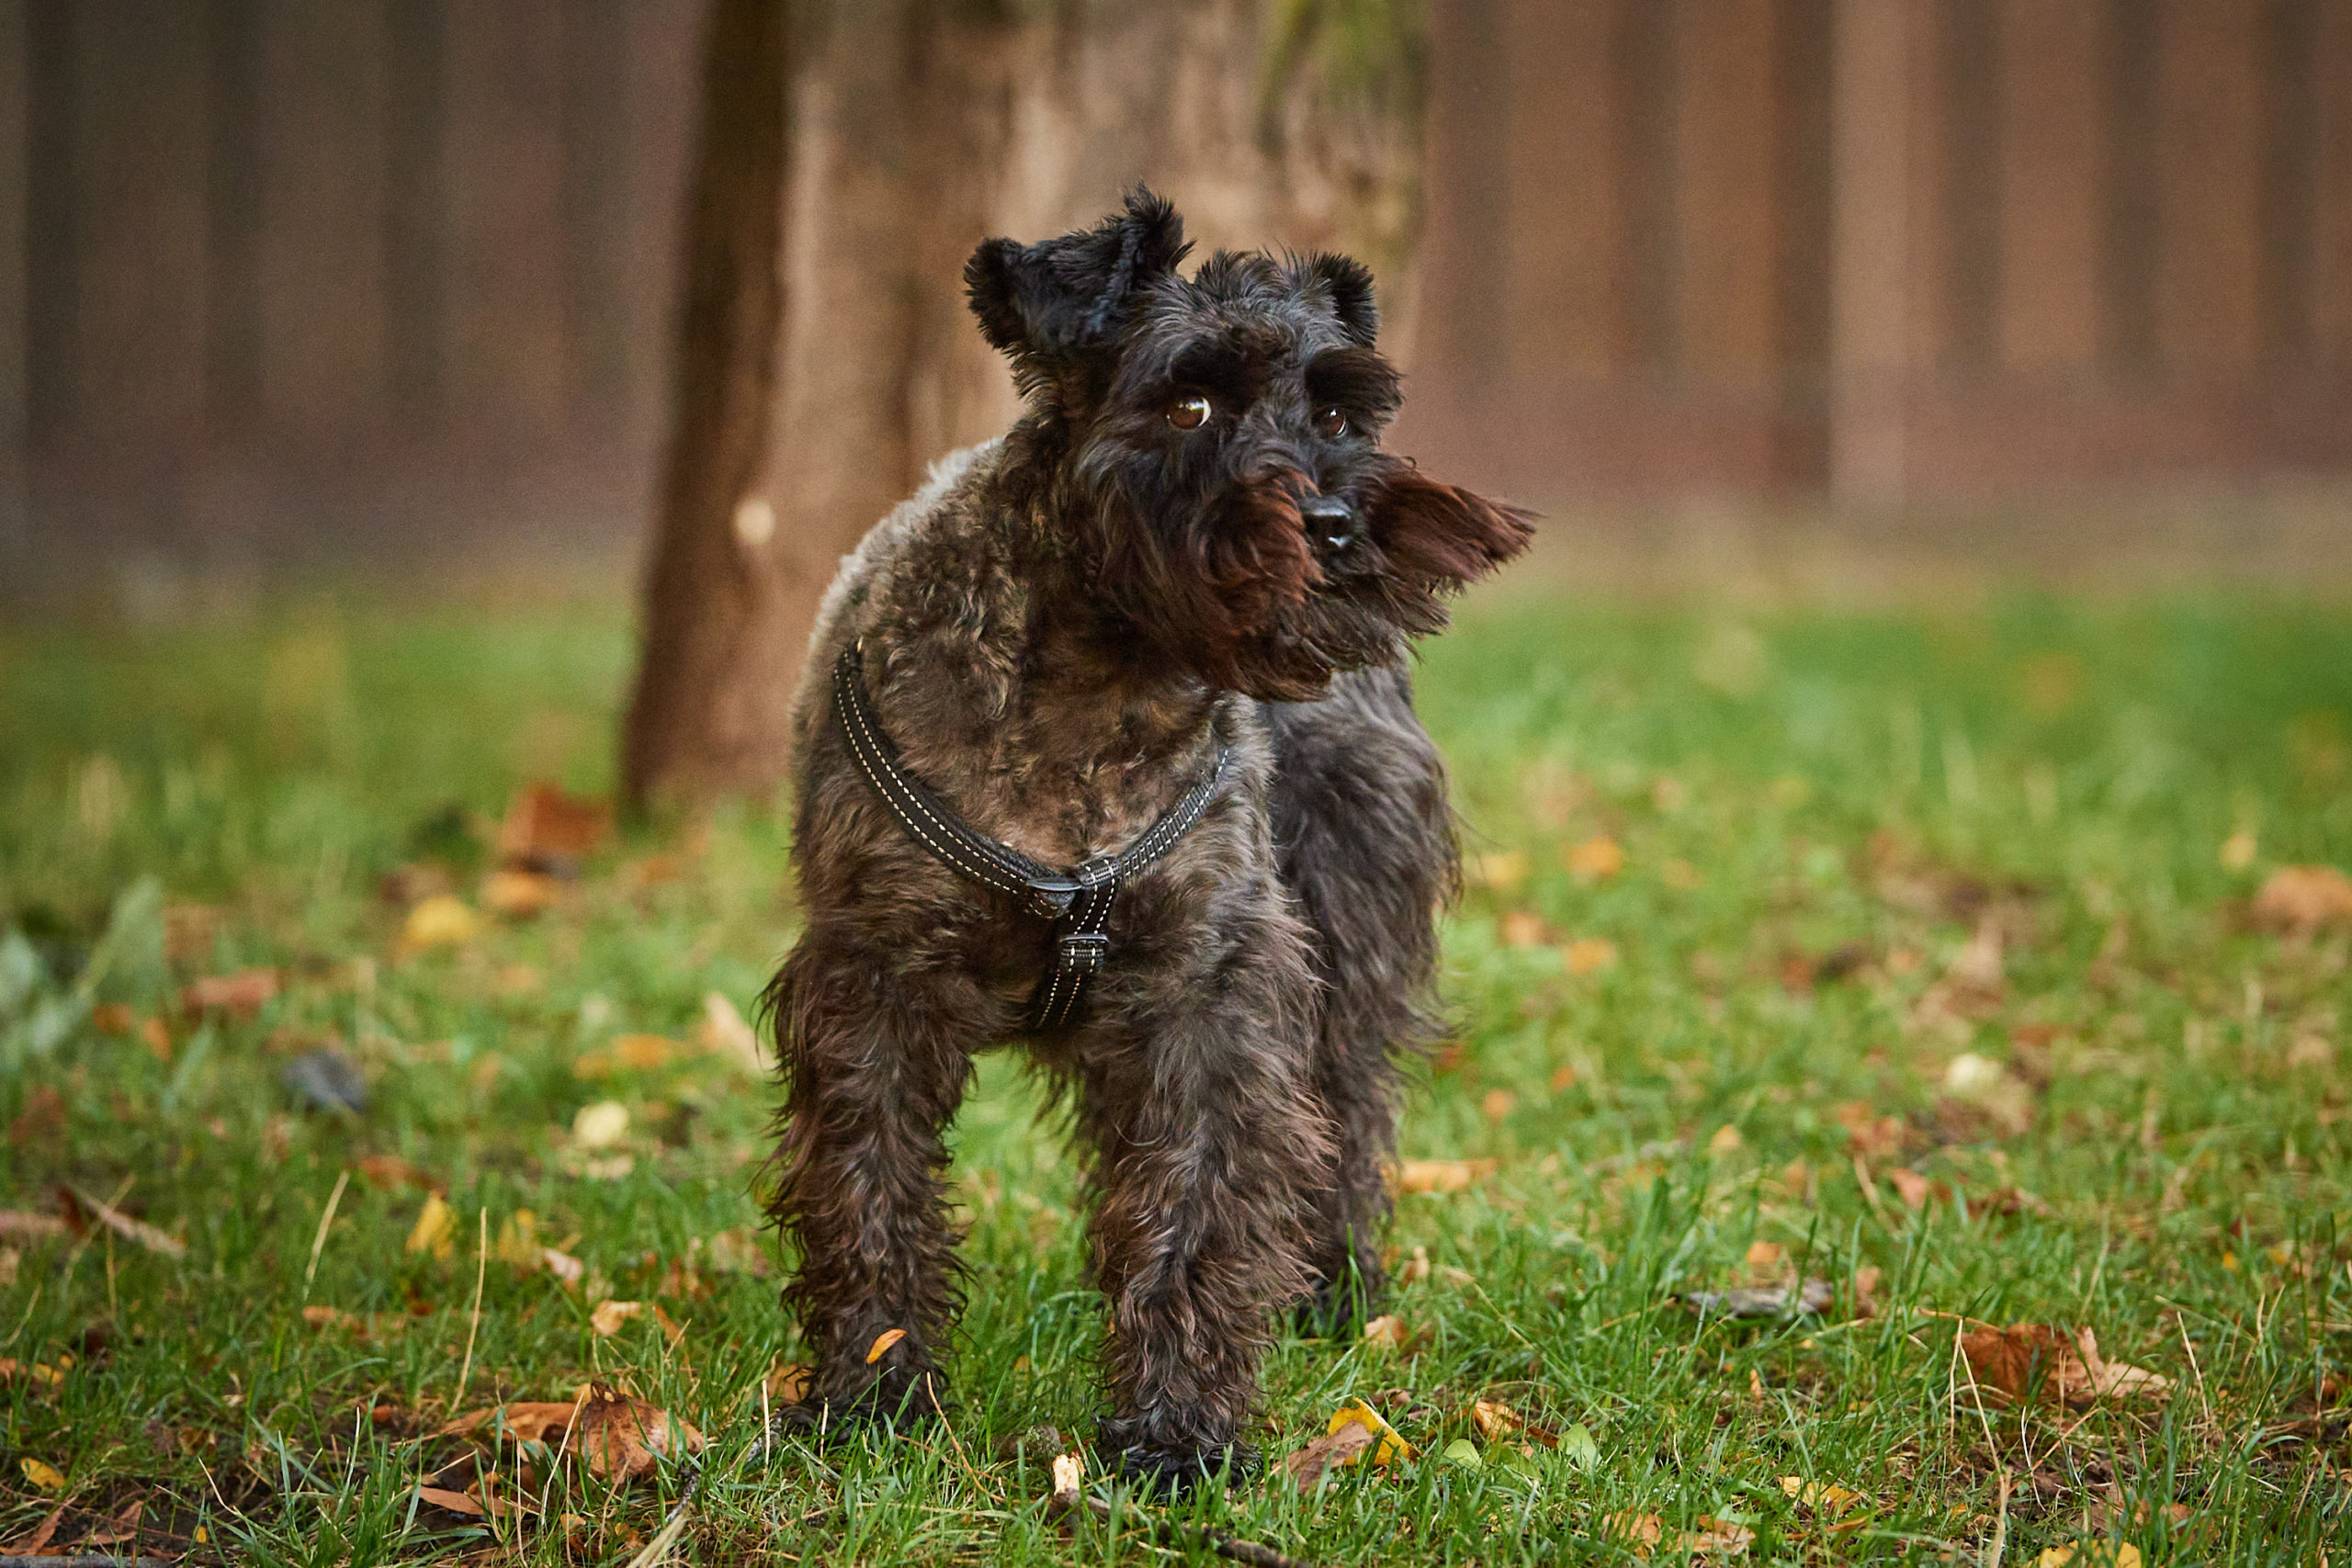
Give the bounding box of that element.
[831,643,1230,1031]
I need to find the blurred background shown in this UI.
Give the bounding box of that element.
[3,0,2351,795]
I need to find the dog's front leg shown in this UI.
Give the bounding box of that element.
[1076,903,1332,1489]
[765,929,982,1429]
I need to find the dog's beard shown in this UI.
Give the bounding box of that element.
[1084,458,1533,704]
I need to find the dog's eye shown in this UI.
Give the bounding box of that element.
[1314,406,1348,439]
[1167,395,1212,431]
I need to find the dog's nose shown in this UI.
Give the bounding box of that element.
[1297,494,1355,551]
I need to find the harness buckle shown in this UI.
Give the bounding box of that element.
[1057,932,1110,973]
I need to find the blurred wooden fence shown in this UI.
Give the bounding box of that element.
[1409,0,2352,500]
[0,0,703,578]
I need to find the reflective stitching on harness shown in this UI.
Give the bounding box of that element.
[832,643,1228,1031]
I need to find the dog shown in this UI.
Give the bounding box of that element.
[762,189,1531,1490]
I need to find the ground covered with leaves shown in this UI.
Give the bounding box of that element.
[4,589,2351,1565]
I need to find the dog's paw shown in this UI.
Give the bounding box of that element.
[771,1371,946,1444]
[1294,1268,1386,1336]
[1102,1434,1260,1495]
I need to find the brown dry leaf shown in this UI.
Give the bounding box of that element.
[1744,1239,1785,1273]
[2252,864,2352,932]
[415,1485,482,1516]
[1481,1089,1517,1121]
[62,1187,187,1258]
[90,1002,135,1034]
[1471,1399,1521,1441]
[1,1506,62,1555]
[1852,1264,1883,1319]
[1838,1102,1909,1159]
[481,868,561,918]
[140,1015,173,1061]
[1959,1325,2170,1407]
[1283,1418,1376,1488]
[1602,1512,1665,1552]
[1781,1475,1867,1516]
[356,1154,442,1194]
[1499,910,1548,949]
[1887,1168,1935,1210]
[2035,1546,2143,1568]
[865,1327,909,1363]
[1566,835,1624,882]
[572,1382,702,1481]
[0,1210,69,1243]
[405,1192,456,1258]
[590,1300,644,1337]
[1361,1314,1412,1351]
[765,1361,811,1404]
[498,784,610,866]
[178,966,280,1018]
[300,1304,404,1339]
[83,1498,143,1546]
[1392,1158,1498,1196]
[540,1247,584,1285]
[442,1400,586,1446]
[0,1359,67,1393]
[1684,1518,1756,1557]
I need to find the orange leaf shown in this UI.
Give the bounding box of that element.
[177,967,278,1018]
[497,784,610,865]
[865,1327,908,1363]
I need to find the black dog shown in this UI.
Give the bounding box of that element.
[762,190,1529,1489]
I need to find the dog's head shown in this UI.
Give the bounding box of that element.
[967,189,1533,701]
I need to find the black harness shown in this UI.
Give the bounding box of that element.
[831,643,1232,1031]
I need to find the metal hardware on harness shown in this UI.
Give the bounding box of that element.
[831,642,1230,1031]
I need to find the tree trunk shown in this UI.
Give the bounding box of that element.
[622,0,1424,812]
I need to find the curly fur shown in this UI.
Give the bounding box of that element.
[761,189,1532,1488]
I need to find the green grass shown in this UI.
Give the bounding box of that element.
[4,586,2351,1563]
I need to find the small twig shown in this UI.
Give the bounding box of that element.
[452,1207,488,1414]
[301,1168,351,1301]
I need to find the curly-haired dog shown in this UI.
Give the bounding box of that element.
[763,189,1531,1490]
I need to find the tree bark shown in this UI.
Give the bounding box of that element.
[619,0,790,810]
[622,0,1425,811]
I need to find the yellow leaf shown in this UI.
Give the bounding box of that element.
[20,1457,65,1490]
[401,895,481,952]
[1710,1123,1745,1155]
[2036,1546,2142,1568]
[1471,1399,1521,1441]
[1780,1475,1866,1514]
[2219,830,2257,871]
[1326,1399,1414,1464]
[1563,938,1619,976]
[1566,835,1624,882]
[405,1193,456,1259]
[865,1327,908,1363]
[492,1211,542,1269]
[1469,851,1530,890]
[1392,1158,1496,1196]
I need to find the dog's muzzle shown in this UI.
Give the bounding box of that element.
[1299,494,1363,573]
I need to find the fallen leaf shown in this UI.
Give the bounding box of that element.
[2252,864,2352,932]
[702,1228,769,1275]
[83,1498,143,1546]
[1838,1102,1909,1159]
[0,1210,69,1242]
[572,1100,629,1148]
[1050,1450,1085,1504]
[1887,1168,1935,1210]
[1744,1239,1785,1272]
[19,1457,65,1491]
[62,1187,187,1258]
[1326,1399,1414,1463]
[1392,1158,1498,1196]
[1500,910,1548,948]
[497,784,610,868]
[1283,1418,1376,1487]
[1852,1264,1883,1318]
[140,1015,173,1061]
[1710,1123,1746,1155]
[401,895,481,952]
[493,1210,544,1269]
[405,1192,457,1258]
[865,1327,908,1363]
[0,1359,65,1392]
[590,1300,644,1337]
[481,868,560,918]
[178,966,279,1017]
[1468,850,1530,890]
[1471,1399,1521,1441]
[765,1361,810,1404]
[0,1506,62,1555]
[1684,1517,1755,1556]
[1781,1475,1867,1515]
[1566,835,1624,882]
[356,1154,442,1193]
[699,992,767,1074]
[415,1485,482,1516]
[91,1002,135,1034]
[1602,1512,1664,1551]
[540,1247,584,1285]
[571,1382,702,1481]
[1563,938,1619,976]
[2219,830,2257,871]
[1442,1436,1481,1468]
[442,1400,586,1446]
[1481,1089,1517,1121]
[1362,1314,1411,1351]
[1958,1325,2171,1407]
[2035,1545,2142,1568]
[1681,1279,1833,1319]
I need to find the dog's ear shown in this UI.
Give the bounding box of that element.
[1363,467,1536,587]
[1307,253,1378,346]
[966,188,1191,381]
